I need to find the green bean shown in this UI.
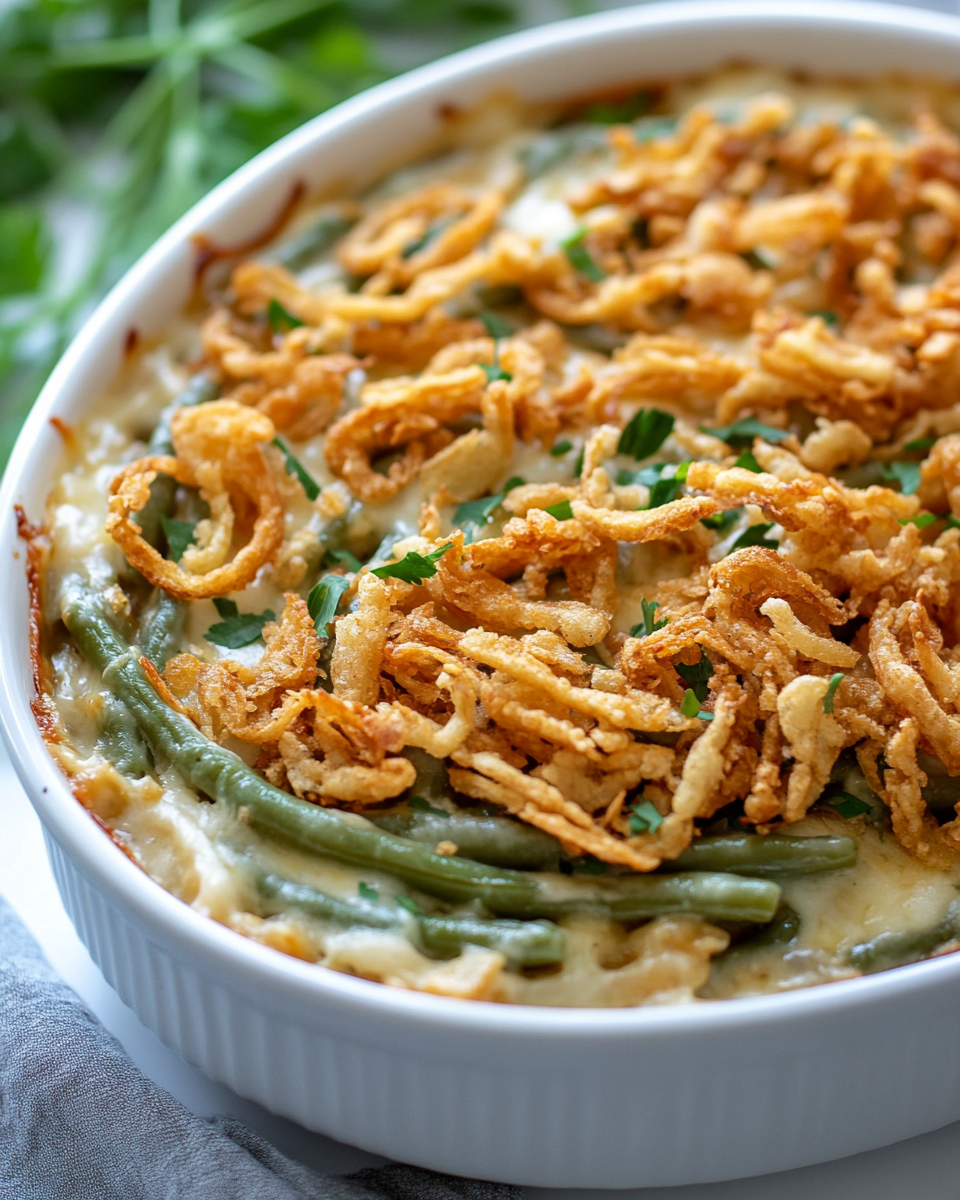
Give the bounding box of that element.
[257,873,565,967]
[917,751,960,811]
[271,209,356,271]
[718,904,801,964]
[370,809,563,871]
[61,578,781,923]
[848,899,960,974]
[96,693,151,777]
[668,834,856,878]
[135,373,219,549]
[138,591,186,671]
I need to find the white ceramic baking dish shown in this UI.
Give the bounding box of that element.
[5,1,960,1187]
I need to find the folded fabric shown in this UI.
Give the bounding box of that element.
[0,897,520,1200]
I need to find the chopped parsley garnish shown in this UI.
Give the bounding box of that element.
[358,882,379,902]
[808,309,839,328]
[545,499,574,521]
[573,447,584,478]
[729,522,779,552]
[267,298,304,334]
[455,492,506,542]
[823,672,844,714]
[701,508,742,536]
[734,449,762,473]
[701,417,790,447]
[273,437,320,501]
[409,795,450,818]
[676,647,712,702]
[618,407,675,460]
[899,512,940,529]
[559,228,606,283]
[401,216,453,259]
[206,598,276,649]
[617,464,663,487]
[396,895,424,916]
[160,515,196,563]
[680,689,713,720]
[585,91,651,125]
[741,248,774,271]
[629,799,665,835]
[371,543,453,585]
[503,475,526,493]
[903,437,937,452]
[479,310,514,339]
[883,461,922,496]
[481,361,513,385]
[630,597,668,639]
[324,547,362,572]
[823,791,871,819]
[307,574,351,638]
[550,439,574,457]
[646,461,690,508]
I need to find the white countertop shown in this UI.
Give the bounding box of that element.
[2,741,959,1197]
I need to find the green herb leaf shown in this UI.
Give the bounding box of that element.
[618,407,675,460]
[273,438,320,501]
[560,228,606,283]
[206,602,276,649]
[267,298,304,334]
[823,791,872,819]
[573,448,584,479]
[808,309,840,328]
[730,522,779,552]
[503,475,526,493]
[479,310,514,339]
[629,799,664,835]
[734,449,763,473]
[701,418,790,447]
[680,688,702,718]
[371,543,453,585]
[454,492,504,541]
[159,516,196,563]
[899,512,940,529]
[396,895,424,916]
[585,91,651,125]
[544,499,574,521]
[307,574,351,638]
[550,439,574,457]
[903,437,937,452]
[325,548,362,572]
[630,597,668,639]
[402,217,453,259]
[646,461,690,509]
[883,461,922,496]
[676,648,712,703]
[741,248,774,271]
[823,672,844,714]
[481,362,513,384]
[701,508,742,535]
[409,795,450,818]
[358,882,379,902]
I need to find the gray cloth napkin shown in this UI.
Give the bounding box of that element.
[0,897,521,1200]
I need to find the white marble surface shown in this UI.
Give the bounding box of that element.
[1,743,959,1197]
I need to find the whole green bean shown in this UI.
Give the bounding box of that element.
[848,900,960,974]
[138,591,187,671]
[370,809,563,871]
[718,904,801,964]
[96,693,151,777]
[668,834,856,878]
[61,578,781,923]
[258,873,565,967]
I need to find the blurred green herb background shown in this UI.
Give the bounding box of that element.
[0,0,609,467]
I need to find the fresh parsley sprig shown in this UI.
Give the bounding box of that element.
[307,575,351,638]
[206,598,276,649]
[676,648,712,702]
[559,228,606,283]
[618,408,675,460]
[371,543,453,585]
[701,418,790,447]
[160,516,196,563]
[273,438,320,501]
[267,298,304,334]
[729,523,779,552]
[630,598,668,639]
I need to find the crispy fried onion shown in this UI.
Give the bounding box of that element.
[106,401,285,599]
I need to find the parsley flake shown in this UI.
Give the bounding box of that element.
[734,449,763,473]
[630,597,668,639]
[808,309,840,328]
[573,448,584,478]
[676,647,712,702]
[206,599,276,649]
[585,91,651,125]
[396,895,424,916]
[741,248,774,271]
[823,791,871,819]
[823,672,844,714]
[160,515,196,563]
[455,492,504,543]
[358,882,379,902]
[371,543,453,585]
[409,795,450,818]
[479,310,514,339]
[324,548,362,572]
[701,418,790,447]
[629,799,664,835]
[559,228,606,283]
[308,574,351,637]
[646,462,690,508]
[903,437,937,452]
[701,508,742,536]
[883,461,922,496]
[267,298,304,334]
[899,512,940,529]
[544,499,574,521]
[618,407,675,460]
[503,475,526,493]
[550,439,574,457]
[729,522,779,552]
[402,217,453,259]
[481,362,513,385]
[273,437,320,501]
